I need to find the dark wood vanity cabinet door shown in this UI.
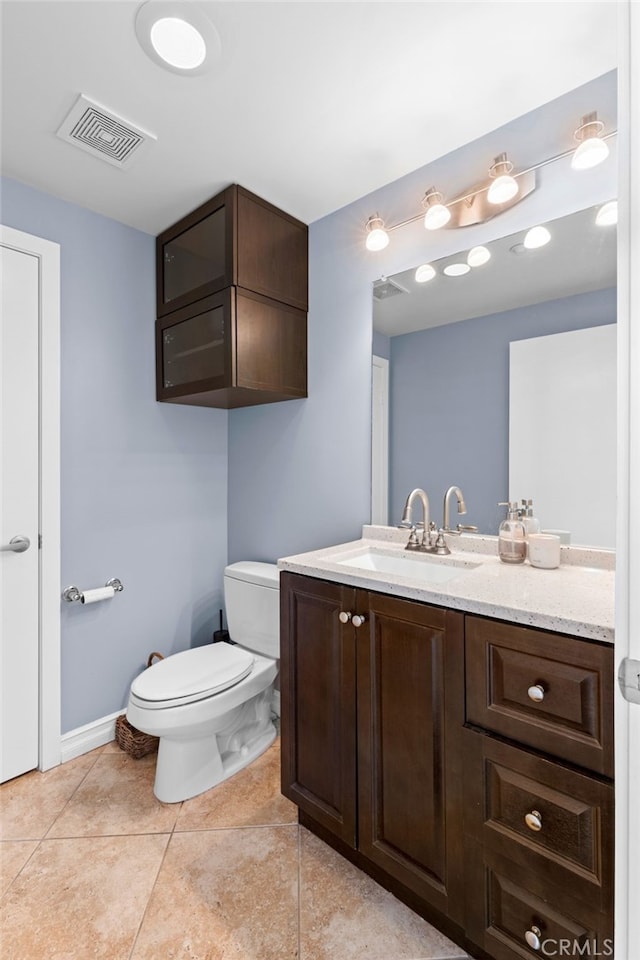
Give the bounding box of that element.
[356,592,466,923]
[280,573,357,846]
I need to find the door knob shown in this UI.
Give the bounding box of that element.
[1,535,31,553]
[524,925,542,951]
[338,611,352,623]
[525,810,543,832]
[527,683,546,703]
[352,614,367,628]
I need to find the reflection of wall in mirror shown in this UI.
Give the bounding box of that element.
[510,324,616,548]
[384,286,615,538]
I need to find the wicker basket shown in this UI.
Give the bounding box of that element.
[115,652,164,759]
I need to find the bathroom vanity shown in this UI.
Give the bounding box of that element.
[278,529,614,960]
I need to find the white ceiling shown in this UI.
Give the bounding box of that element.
[0,1,618,236]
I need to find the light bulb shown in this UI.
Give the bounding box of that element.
[365,216,389,252]
[422,189,451,231]
[523,225,551,249]
[443,263,470,277]
[467,246,491,267]
[572,137,610,171]
[150,17,206,69]
[415,263,436,283]
[596,201,618,226]
[572,113,609,170]
[487,153,519,205]
[487,175,519,205]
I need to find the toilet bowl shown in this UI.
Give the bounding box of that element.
[126,561,279,803]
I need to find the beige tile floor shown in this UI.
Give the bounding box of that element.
[1,739,468,960]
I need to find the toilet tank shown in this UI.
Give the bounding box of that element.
[223,562,280,659]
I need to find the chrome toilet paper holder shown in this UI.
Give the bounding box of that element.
[62,578,124,603]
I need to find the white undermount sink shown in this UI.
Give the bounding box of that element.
[335,548,480,585]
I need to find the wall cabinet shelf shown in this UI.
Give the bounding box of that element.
[280,572,614,960]
[155,185,308,409]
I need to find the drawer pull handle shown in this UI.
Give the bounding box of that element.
[525,925,543,951]
[338,611,352,624]
[527,683,546,703]
[525,810,543,832]
[352,614,367,628]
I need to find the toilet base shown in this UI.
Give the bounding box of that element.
[152,687,277,803]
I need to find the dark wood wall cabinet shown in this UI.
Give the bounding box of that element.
[280,573,614,960]
[155,185,308,409]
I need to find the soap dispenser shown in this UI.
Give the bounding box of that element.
[521,499,541,536]
[497,502,527,564]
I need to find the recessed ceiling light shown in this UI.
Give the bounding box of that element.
[443,263,471,277]
[135,1,221,76]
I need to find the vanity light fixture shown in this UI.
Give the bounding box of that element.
[523,225,551,249]
[415,263,437,283]
[362,111,616,252]
[467,245,491,267]
[422,188,451,230]
[443,262,471,277]
[135,1,221,75]
[365,215,390,251]
[487,153,519,205]
[571,112,610,170]
[595,200,618,226]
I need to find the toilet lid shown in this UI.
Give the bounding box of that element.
[130,644,255,707]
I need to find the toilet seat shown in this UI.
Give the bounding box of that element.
[130,643,255,709]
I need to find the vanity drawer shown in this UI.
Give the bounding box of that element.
[463,730,613,912]
[465,617,614,776]
[465,846,612,960]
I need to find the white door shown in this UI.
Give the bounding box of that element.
[371,355,389,525]
[0,243,40,781]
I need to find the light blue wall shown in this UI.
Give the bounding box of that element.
[389,288,616,536]
[1,177,229,733]
[227,71,617,563]
[372,330,391,361]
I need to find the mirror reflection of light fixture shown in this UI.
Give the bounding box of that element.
[422,188,451,230]
[467,245,491,267]
[523,225,551,249]
[415,263,436,283]
[443,262,470,277]
[571,112,610,170]
[487,153,519,205]
[596,200,618,226]
[365,215,390,251]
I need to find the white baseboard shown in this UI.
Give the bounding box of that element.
[60,709,122,764]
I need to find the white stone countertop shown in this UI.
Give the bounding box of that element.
[278,526,615,644]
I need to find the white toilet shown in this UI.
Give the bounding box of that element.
[126,561,279,803]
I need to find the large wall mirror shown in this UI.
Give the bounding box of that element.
[372,201,617,548]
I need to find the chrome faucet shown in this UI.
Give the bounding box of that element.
[400,488,435,552]
[442,486,467,533]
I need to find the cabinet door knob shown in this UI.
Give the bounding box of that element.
[352,614,367,628]
[525,810,543,832]
[524,926,543,951]
[338,611,352,624]
[527,683,546,703]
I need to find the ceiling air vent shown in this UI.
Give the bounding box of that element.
[56,94,156,168]
[373,277,409,302]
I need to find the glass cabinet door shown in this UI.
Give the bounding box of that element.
[162,206,226,308]
[161,303,226,390]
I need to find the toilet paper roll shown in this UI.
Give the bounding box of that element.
[81,586,115,604]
